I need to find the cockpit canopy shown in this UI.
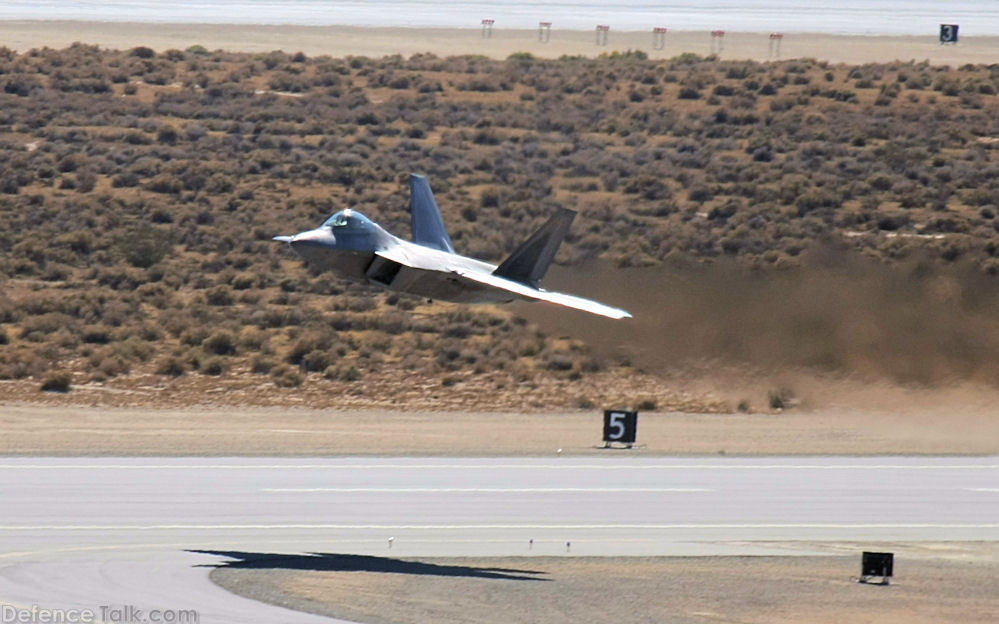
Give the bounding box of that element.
[322,208,373,230]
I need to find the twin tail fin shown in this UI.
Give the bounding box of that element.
[409,173,575,289]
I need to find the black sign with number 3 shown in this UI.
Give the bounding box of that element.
[940,24,959,44]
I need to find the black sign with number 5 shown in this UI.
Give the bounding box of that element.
[603,410,637,444]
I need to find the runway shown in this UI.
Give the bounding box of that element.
[1,456,997,623]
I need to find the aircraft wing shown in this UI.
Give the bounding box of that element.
[373,247,631,319]
[452,268,632,320]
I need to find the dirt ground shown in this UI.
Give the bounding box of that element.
[2,399,997,456]
[209,543,999,624]
[2,22,997,66]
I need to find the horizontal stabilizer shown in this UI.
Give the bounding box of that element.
[494,209,575,287]
[410,173,455,253]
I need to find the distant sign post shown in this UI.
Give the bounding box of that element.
[859,551,894,585]
[539,21,552,43]
[769,32,784,59]
[940,24,959,44]
[603,410,637,448]
[596,24,610,46]
[710,30,726,54]
[481,19,495,39]
[653,27,667,50]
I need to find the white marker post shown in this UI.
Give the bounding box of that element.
[711,30,726,55]
[539,21,552,43]
[596,24,609,46]
[653,27,667,51]
[769,32,783,59]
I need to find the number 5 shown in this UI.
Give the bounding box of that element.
[608,413,625,439]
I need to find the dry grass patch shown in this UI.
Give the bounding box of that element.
[211,548,999,624]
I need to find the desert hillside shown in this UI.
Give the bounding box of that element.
[3,45,999,409]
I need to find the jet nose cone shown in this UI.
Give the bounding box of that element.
[285,228,337,263]
[289,228,336,249]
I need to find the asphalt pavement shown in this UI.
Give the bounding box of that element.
[1,456,997,623]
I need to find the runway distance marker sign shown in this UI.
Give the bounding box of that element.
[603,410,637,447]
[940,24,959,44]
[860,551,894,585]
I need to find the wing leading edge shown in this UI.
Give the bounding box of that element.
[375,244,631,320]
[452,267,632,320]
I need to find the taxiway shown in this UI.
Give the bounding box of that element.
[1,456,996,622]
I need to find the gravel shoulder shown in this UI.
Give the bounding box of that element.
[209,543,999,624]
[2,403,997,456]
[3,23,999,66]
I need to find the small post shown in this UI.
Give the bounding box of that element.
[596,24,609,46]
[388,536,394,549]
[481,18,495,39]
[652,27,667,51]
[769,32,783,59]
[529,538,534,550]
[566,541,571,552]
[538,21,552,43]
[711,30,726,54]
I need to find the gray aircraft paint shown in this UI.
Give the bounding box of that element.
[275,174,631,319]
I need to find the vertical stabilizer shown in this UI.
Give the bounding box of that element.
[410,173,455,253]
[493,209,575,287]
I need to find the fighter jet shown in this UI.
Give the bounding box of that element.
[274,174,631,319]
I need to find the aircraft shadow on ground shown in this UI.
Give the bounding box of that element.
[189,550,550,581]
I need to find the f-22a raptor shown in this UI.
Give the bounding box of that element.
[274,174,631,319]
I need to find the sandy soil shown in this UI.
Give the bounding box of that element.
[209,543,999,624]
[1,21,996,65]
[1,400,997,456]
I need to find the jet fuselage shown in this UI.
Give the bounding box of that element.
[275,174,631,319]
[285,209,512,304]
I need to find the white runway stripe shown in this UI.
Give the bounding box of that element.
[260,487,713,493]
[1,463,996,470]
[1,523,997,531]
